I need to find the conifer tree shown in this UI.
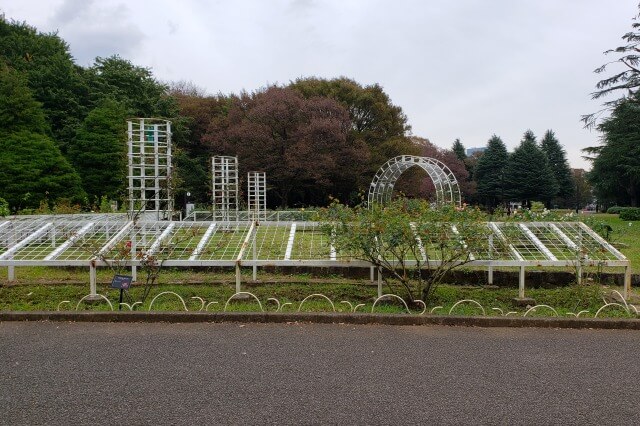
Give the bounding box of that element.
[474,135,508,210]
[504,130,558,208]
[452,138,466,162]
[540,130,574,207]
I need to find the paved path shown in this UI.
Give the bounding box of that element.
[1,322,639,425]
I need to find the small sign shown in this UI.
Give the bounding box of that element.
[111,275,133,290]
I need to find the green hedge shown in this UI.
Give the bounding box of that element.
[607,206,624,214]
[619,208,640,221]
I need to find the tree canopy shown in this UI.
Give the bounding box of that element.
[583,4,640,127]
[0,16,87,150]
[474,135,509,209]
[0,61,85,210]
[584,95,640,206]
[503,131,558,207]
[204,86,368,207]
[452,138,466,162]
[67,98,128,204]
[540,130,574,206]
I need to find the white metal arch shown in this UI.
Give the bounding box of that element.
[368,155,462,207]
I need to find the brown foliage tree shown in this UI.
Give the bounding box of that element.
[203,87,368,207]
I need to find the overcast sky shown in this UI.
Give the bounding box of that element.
[2,0,639,169]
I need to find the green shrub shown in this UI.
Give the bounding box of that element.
[607,206,624,214]
[530,201,545,212]
[619,207,640,221]
[0,197,9,216]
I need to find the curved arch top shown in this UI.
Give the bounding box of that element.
[367,155,462,207]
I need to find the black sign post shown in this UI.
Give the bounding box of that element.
[111,275,133,311]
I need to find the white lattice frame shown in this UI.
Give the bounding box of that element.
[368,155,462,207]
[212,156,239,221]
[127,118,173,220]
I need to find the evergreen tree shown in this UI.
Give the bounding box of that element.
[85,55,173,118]
[0,16,88,151]
[583,4,640,128]
[504,131,558,208]
[0,64,48,134]
[68,98,128,204]
[0,131,86,210]
[452,138,467,162]
[584,95,640,206]
[474,135,508,210]
[540,130,574,207]
[0,63,85,210]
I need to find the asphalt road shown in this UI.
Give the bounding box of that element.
[1,322,639,425]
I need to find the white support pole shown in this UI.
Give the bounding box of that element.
[235,264,241,293]
[89,263,97,297]
[577,262,583,285]
[370,266,375,283]
[488,234,494,285]
[624,265,631,300]
[519,266,525,299]
[252,224,257,281]
[8,265,15,281]
[377,267,383,298]
[131,232,137,282]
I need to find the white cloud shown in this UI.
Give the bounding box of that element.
[2,0,639,169]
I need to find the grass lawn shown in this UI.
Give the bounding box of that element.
[0,268,637,318]
[582,213,640,273]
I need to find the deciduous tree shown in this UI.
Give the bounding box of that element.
[204,87,368,207]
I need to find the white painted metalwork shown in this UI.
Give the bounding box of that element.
[0,215,631,299]
[146,223,176,257]
[212,156,239,221]
[284,223,297,260]
[127,118,173,220]
[189,223,216,260]
[488,222,524,261]
[0,223,53,260]
[368,155,462,207]
[44,222,94,261]
[519,223,558,261]
[247,171,266,221]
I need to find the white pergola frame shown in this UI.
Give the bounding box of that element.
[368,155,462,207]
[0,215,631,301]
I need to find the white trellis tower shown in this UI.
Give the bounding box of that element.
[212,156,239,221]
[127,118,173,220]
[247,171,266,221]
